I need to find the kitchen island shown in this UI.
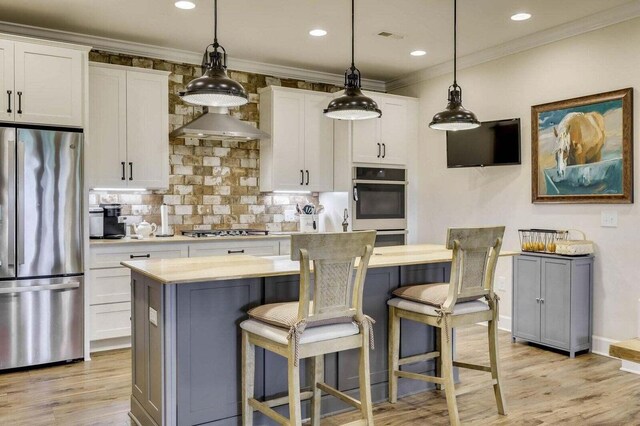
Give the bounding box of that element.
[122,244,515,426]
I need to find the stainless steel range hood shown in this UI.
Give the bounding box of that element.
[170,107,270,141]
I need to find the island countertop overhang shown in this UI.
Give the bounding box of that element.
[120,243,518,285]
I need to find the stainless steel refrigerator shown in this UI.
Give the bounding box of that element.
[0,126,84,370]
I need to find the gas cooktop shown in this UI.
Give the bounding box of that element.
[181,229,269,238]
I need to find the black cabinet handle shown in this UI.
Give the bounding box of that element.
[305,170,309,185]
[377,143,381,158]
[130,254,151,259]
[6,90,11,113]
[17,91,22,114]
[300,169,304,185]
[121,162,126,181]
[227,249,245,254]
[382,143,386,158]
[129,162,133,181]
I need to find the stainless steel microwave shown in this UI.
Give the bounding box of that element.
[351,167,407,231]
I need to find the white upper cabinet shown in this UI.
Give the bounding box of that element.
[0,36,87,127]
[88,66,128,188]
[13,42,84,127]
[125,70,169,189]
[352,93,409,166]
[304,92,334,192]
[88,64,169,190]
[259,86,334,192]
[0,40,14,123]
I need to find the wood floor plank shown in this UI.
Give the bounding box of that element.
[0,327,638,425]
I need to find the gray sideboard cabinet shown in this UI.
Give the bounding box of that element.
[512,253,594,358]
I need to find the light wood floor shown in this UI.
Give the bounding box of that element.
[1,326,638,425]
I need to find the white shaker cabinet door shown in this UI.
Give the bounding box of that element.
[351,93,382,164]
[125,70,169,190]
[13,42,83,127]
[0,40,14,122]
[380,98,408,166]
[88,66,128,189]
[271,91,306,191]
[304,92,334,192]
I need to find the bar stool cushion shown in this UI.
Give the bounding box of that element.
[248,301,352,329]
[240,319,359,345]
[387,297,489,316]
[392,283,481,307]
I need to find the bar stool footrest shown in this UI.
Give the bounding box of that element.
[316,382,362,410]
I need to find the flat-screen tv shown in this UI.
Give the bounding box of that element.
[446,118,521,168]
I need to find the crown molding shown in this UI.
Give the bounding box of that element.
[386,1,640,92]
[0,20,387,92]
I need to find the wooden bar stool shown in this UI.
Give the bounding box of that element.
[387,227,507,426]
[240,231,377,426]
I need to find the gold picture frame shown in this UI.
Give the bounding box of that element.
[531,88,633,203]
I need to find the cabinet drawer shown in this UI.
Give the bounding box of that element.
[189,240,280,257]
[91,267,131,305]
[90,302,131,340]
[90,244,188,268]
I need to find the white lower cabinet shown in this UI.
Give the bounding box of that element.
[89,238,290,352]
[189,240,280,257]
[90,302,132,341]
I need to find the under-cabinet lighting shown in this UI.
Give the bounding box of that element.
[272,191,312,194]
[92,188,148,192]
[410,50,427,57]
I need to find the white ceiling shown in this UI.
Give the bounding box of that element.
[0,0,636,81]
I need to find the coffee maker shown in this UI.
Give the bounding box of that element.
[100,203,126,239]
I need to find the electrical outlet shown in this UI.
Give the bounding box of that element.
[496,276,506,292]
[601,210,618,228]
[284,209,297,222]
[149,307,158,327]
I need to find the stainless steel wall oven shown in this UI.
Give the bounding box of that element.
[351,167,407,232]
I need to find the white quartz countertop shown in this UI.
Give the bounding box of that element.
[121,244,517,285]
[90,233,293,246]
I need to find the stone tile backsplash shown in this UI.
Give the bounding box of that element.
[88,50,340,234]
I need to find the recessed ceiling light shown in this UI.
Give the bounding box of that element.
[309,29,328,37]
[511,12,532,21]
[175,1,196,10]
[410,50,427,57]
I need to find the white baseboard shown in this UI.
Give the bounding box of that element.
[621,360,640,375]
[591,335,617,357]
[498,315,512,332]
[90,336,131,353]
[475,315,512,332]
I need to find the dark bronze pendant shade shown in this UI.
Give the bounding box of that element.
[429,0,479,131]
[324,0,381,120]
[180,0,248,107]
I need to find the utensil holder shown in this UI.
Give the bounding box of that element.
[299,214,319,233]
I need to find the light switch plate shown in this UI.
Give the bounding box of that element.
[601,210,618,227]
[149,307,158,326]
[496,276,506,292]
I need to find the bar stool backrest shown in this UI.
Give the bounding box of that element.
[291,231,376,324]
[443,226,505,311]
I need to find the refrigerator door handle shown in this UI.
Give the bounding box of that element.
[0,129,16,278]
[16,140,24,266]
[0,281,80,294]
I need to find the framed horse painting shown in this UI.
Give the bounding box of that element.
[531,88,633,203]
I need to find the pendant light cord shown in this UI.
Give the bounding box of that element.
[453,0,457,85]
[351,0,355,68]
[214,0,218,44]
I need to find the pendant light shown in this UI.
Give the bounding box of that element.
[180,0,248,107]
[324,0,381,120]
[429,0,479,131]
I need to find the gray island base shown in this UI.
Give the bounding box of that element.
[122,245,515,425]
